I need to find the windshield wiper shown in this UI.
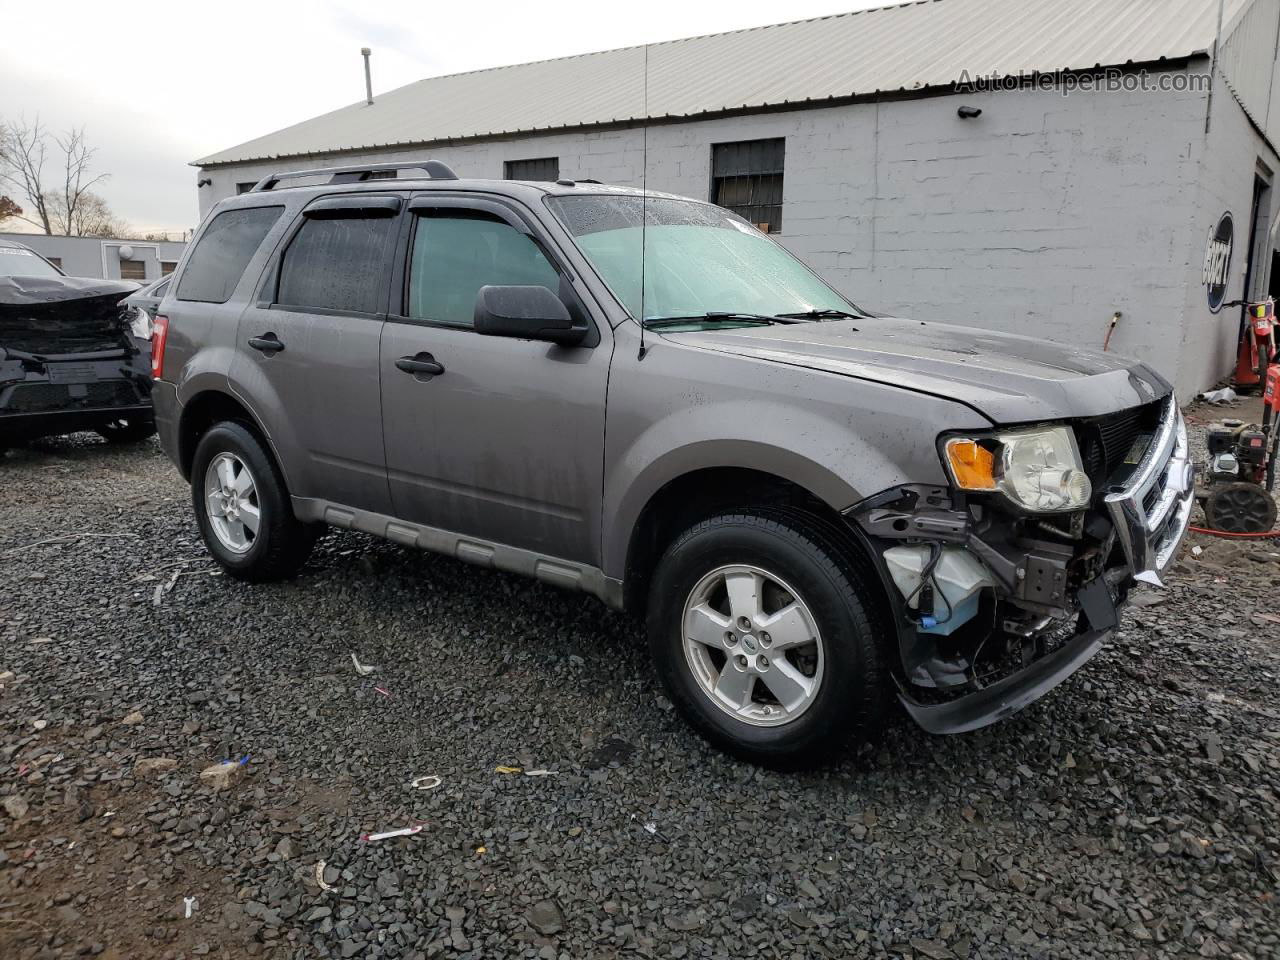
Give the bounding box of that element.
[774,308,861,321]
[643,311,784,328]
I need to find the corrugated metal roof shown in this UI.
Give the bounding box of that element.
[1217,0,1280,139]
[196,0,1252,167]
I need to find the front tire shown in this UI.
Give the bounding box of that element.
[191,421,317,581]
[647,510,889,768]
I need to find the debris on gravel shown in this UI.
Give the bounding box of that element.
[1,422,1277,959]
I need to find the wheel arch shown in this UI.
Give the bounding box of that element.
[617,462,881,616]
[177,389,276,482]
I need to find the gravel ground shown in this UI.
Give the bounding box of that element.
[1,404,1278,960]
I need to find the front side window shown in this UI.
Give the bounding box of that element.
[277,214,397,314]
[0,247,62,278]
[406,212,559,326]
[549,194,854,325]
[177,206,283,303]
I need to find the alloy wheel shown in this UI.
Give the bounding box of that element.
[681,563,825,727]
[203,452,261,554]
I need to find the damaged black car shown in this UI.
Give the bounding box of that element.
[0,238,155,451]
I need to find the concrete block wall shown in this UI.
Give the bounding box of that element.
[858,81,1210,386]
[1176,77,1280,395]
[199,62,1253,396]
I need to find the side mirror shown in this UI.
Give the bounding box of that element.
[473,285,587,346]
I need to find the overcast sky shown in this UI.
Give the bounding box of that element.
[5,0,882,237]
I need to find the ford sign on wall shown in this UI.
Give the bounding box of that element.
[1203,212,1234,312]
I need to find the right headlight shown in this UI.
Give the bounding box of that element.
[943,424,1092,513]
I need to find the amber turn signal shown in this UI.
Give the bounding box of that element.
[944,438,997,490]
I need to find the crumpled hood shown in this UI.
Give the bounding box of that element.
[662,316,1171,424]
[0,275,139,306]
[0,276,140,356]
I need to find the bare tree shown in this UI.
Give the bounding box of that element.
[52,127,107,236]
[0,117,52,233]
[47,190,124,238]
[0,117,109,236]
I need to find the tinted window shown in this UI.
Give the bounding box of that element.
[407,213,558,326]
[277,215,397,314]
[177,206,282,303]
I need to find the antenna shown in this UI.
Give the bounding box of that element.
[361,48,374,106]
[637,43,650,361]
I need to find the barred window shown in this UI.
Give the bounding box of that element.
[504,157,560,182]
[711,138,785,234]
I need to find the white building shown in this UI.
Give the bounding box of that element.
[193,0,1280,397]
[0,232,187,282]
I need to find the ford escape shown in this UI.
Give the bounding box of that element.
[151,162,1194,766]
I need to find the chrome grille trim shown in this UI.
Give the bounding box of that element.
[1103,396,1195,587]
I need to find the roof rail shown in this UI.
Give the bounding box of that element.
[250,160,459,192]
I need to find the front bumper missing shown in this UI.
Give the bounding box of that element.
[1104,400,1195,587]
[858,396,1197,735]
[901,625,1109,734]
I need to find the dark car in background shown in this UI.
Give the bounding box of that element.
[0,237,155,451]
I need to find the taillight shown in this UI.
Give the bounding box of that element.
[151,315,169,380]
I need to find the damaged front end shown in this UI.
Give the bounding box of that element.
[847,395,1195,734]
[0,276,152,443]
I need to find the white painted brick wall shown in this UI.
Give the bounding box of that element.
[1175,75,1280,397]
[198,62,1274,397]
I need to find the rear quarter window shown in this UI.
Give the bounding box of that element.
[176,206,283,303]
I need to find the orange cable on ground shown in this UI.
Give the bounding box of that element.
[1189,525,1280,539]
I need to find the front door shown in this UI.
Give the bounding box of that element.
[233,194,401,514]
[379,197,611,565]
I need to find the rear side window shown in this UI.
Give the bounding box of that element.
[407,213,559,326]
[277,215,397,314]
[177,206,282,303]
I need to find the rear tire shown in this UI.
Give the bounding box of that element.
[191,421,318,581]
[95,417,156,444]
[646,509,889,768]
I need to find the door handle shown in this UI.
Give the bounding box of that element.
[395,353,444,377]
[248,333,285,353]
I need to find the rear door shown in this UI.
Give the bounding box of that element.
[232,194,401,514]
[378,194,611,564]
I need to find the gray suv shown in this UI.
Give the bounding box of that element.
[152,162,1194,766]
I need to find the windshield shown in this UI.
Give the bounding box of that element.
[548,195,859,327]
[0,246,62,279]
